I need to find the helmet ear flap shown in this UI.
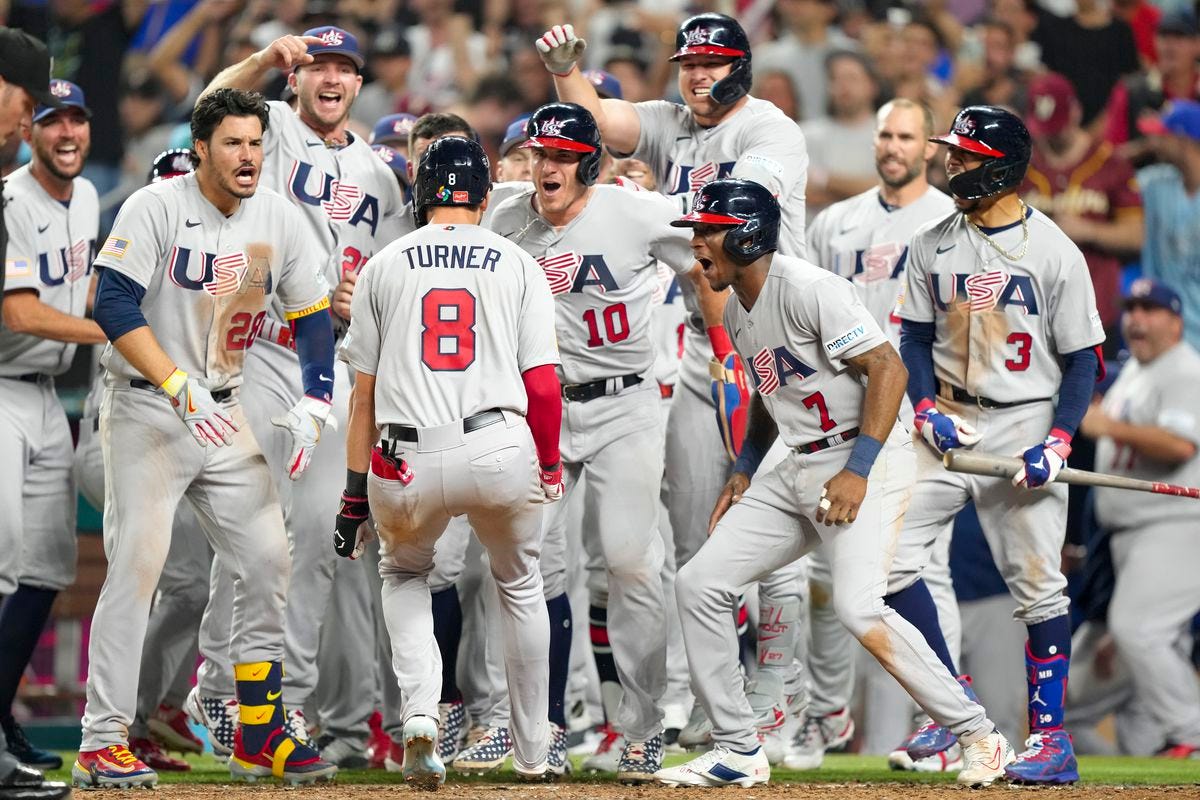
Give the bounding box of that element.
[710,58,752,106]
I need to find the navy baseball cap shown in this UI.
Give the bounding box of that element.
[1138,99,1200,141]
[372,143,408,179]
[500,114,531,157]
[33,79,90,123]
[303,26,364,70]
[1124,277,1183,315]
[582,70,623,100]
[371,113,417,146]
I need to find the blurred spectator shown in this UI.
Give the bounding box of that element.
[508,47,554,112]
[1022,72,1143,350]
[602,51,653,104]
[1112,0,1163,65]
[989,0,1044,72]
[1138,100,1200,348]
[352,28,414,128]
[462,73,526,160]
[108,69,176,214]
[145,0,243,115]
[1033,0,1140,134]
[805,51,881,216]
[752,70,802,122]
[757,0,857,121]
[1104,13,1200,163]
[406,4,488,111]
[495,114,532,183]
[961,17,1031,112]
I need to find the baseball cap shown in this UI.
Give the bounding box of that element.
[1025,72,1076,137]
[1137,99,1200,141]
[500,114,531,157]
[1158,13,1199,37]
[371,113,417,147]
[372,143,408,180]
[582,70,623,101]
[33,79,90,124]
[371,28,411,59]
[1124,277,1183,315]
[0,27,65,109]
[303,26,364,71]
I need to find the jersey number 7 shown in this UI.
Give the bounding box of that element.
[422,288,476,371]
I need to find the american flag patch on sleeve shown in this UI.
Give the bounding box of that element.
[99,236,131,259]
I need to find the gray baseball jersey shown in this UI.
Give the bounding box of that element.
[487,184,695,384]
[339,222,558,427]
[622,97,809,256]
[808,186,954,342]
[724,254,888,447]
[95,174,329,390]
[898,207,1105,403]
[0,165,99,375]
[1094,341,1200,531]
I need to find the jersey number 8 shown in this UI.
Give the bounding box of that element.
[421,288,476,371]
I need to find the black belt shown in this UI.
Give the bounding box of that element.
[944,385,1052,410]
[562,374,642,403]
[386,409,504,443]
[795,427,860,455]
[130,379,234,403]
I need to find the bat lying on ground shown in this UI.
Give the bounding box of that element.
[943,450,1200,499]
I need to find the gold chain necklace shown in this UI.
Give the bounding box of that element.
[965,199,1029,262]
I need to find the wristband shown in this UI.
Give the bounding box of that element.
[845,434,884,478]
[161,368,187,398]
[707,326,734,361]
[732,437,766,477]
[345,469,368,497]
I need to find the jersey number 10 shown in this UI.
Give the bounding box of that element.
[583,303,630,348]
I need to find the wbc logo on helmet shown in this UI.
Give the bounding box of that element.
[683,27,711,46]
[318,29,344,46]
[952,116,976,136]
[538,117,567,138]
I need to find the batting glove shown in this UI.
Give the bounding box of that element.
[1012,435,1072,489]
[710,353,750,462]
[333,471,371,559]
[535,24,586,76]
[540,462,565,503]
[271,395,331,480]
[914,406,981,454]
[164,369,239,448]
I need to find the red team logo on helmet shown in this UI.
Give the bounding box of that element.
[537,117,567,138]
[203,251,250,297]
[953,116,977,137]
[683,27,711,47]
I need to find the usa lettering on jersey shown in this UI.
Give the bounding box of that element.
[288,161,380,234]
[167,246,273,296]
[926,271,1039,315]
[534,251,619,295]
[854,243,908,284]
[747,346,817,396]
[665,160,737,198]
[37,238,95,285]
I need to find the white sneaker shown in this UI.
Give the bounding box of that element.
[782,708,855,770]
[655,744,770,788]
[582,724,624,772]
[957,731,1015,787]
[402,715,446,790]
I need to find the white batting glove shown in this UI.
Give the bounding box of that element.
[164,369,239,448]
[540,462,565,503]
[535,24,587,76]
[272,395,332,480]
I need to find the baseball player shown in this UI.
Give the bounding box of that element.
[537,15,813,744]
[793,98,956,771]
[1076,278,1200,757]
[0,30,73,800]
[497,115,533,183]
[74,88,338,788]
[893,105,1106,784]
[0,79,101,773]
[455,102,699,782]
[336,135,561,788]
[657,178,1014,789]
[190,26,404,758]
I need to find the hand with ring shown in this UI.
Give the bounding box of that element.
[815,469,867,527]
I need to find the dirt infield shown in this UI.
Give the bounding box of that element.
[141,783,1200,800]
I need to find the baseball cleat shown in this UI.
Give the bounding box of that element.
[402,715,446,791]
[72,745,159,789]
[957,731,1015,787]
[229,727,338,785]
[582,723,624,772]
[3,718,64,770]
[316,735,369,769]
[130,736,191,772]
[654,744,770,788]
[677,703,713,751]
[1158,743,1200,759]
[286,707,314,747]
[451,725,512,773]
[148,703,204,754]
[747,672,788,765]
[547,722,572,776]
[783,707,855,770]
[437,699,467,762]
[906,675,977,760]
[183,685,237,758]
[617,734,663,783]
[1003,729,1079,784]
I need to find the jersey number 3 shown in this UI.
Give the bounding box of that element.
[1005,332,1032,371]
[422,288,476,371]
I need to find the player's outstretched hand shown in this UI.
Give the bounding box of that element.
[271,395,332,480]
[1012,435,1071,489]
[535,24,586,76]
[710,354,750,461]
[914,407,981,454]
[333,490,372,560]
[333,270,358,320]
[816,470,868,527]
[708,471,751,535]
[256,34,322,72]
[540,462,565,503]
[165,370,239,447]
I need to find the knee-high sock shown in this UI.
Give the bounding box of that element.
[546,593,572,728]
[589,603,621,724]
[884,579,958,676]
[1026,615,1071,731]
[235,660,286,753]
[431,587,463,704]
[0,585,57,720]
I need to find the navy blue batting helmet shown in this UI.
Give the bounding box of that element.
[930,105,1031,201]
[521,102,602,185]
[670,13,752,106]
[413,136,491,227]
[671,179,779,264]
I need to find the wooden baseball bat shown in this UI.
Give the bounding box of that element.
[942,450,1200,499]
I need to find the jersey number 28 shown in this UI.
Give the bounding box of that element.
[421,288,476,371]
